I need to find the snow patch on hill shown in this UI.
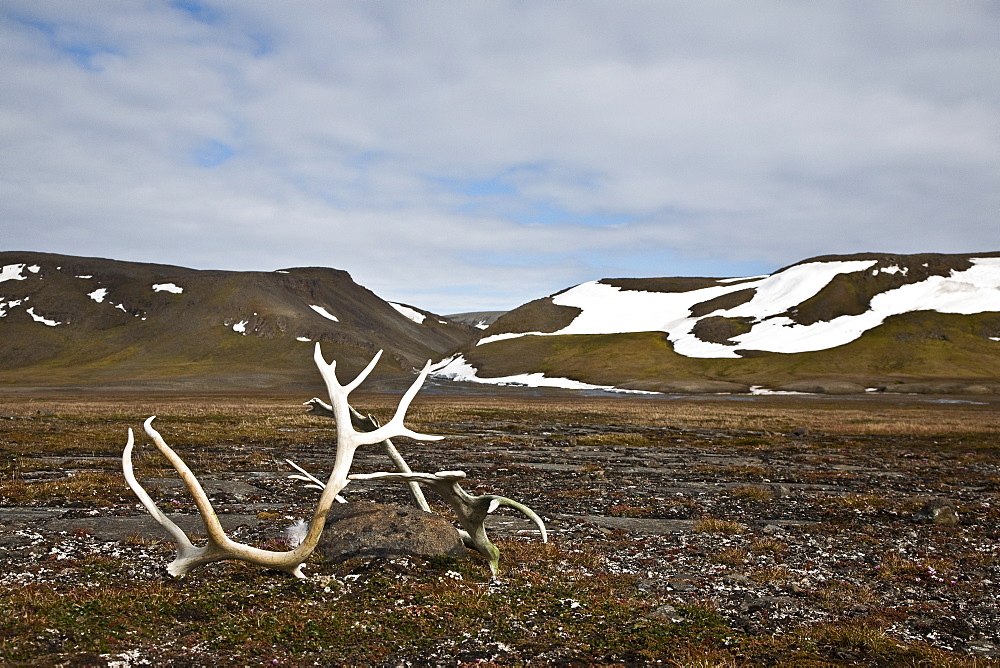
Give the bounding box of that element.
[430,355,654,393]
[477,258,1000,359]
[389,302,425,324]
[1,264,35,283]
[26,307,60,326]
[309,304,339,322]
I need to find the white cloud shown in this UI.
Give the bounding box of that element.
[0,1,997,313]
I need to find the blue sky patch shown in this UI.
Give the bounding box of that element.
[170,0,219,25]
[193,140,235,168]
[11,14,117,71]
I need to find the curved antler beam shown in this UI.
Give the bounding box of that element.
[349,469,548,576]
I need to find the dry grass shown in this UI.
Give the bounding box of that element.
[726,485,775,502]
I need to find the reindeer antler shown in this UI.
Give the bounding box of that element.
[303,397,430,511]
[122,344,442,578]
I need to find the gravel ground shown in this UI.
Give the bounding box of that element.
[2,406,999,663]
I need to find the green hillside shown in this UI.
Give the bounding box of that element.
[0,252,475,391]
[460,311,1000,393]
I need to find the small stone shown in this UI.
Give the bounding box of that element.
[913,498,960,526]
[648,604,685,623]
[668,578,697,592]
[637,578,659,591]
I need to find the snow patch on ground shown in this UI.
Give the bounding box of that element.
[749,386,807,396]
[389,302,426,324]
[430,355,656,393]
[877,265,908,276]
[87,288,108,303]
[478,331,537,346]
[309,304,339,322]
[152,283,183,294]
[232,320,249,334]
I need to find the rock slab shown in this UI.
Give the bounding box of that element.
[316,501,466,563]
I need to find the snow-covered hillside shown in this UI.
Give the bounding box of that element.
[474,258,1000,358]
[431,254,1000,390]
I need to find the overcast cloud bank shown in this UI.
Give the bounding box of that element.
[1,1,997,312]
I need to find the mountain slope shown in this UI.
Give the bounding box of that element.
[432,252,1000,393]
[0,252,476,391]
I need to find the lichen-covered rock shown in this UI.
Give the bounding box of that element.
[316,501,466,563]
[913,498,960,526]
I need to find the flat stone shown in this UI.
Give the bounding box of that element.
[45,513,266,542]
[316,501,466,563]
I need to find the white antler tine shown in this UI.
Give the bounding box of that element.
[494,497,549,543]
[142,416,230,548]
[122,426,197,554]
[358,360,443,445]
[313,341,332,370]
[344,349,383,394]
[313,343,343,401]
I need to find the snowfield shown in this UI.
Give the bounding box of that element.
[435,257,1000,387]
[475,258,1000,359]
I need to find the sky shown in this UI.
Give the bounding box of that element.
[1,1,998,314]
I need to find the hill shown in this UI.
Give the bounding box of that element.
[444,311,506,329]
[0,251,476,392]
[431,252,1000,394]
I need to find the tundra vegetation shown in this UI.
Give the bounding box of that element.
[1,389,999,665]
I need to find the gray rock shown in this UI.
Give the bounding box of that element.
[316,501,466,563]
[771,484,793,499]
[648,604,685,623]
[913,498,960,526]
